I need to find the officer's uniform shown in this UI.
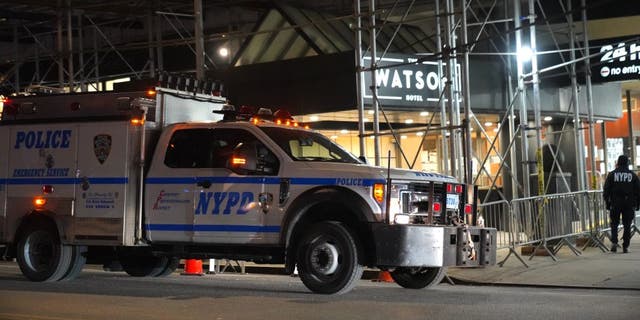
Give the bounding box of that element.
[603,155,640,253]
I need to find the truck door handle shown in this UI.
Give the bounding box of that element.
[197,180,212,188]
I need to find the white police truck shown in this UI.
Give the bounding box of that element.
[0,87,496,294]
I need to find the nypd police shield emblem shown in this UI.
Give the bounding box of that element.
[93,134,112,164]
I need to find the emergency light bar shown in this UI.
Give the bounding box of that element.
[213,104,310,129]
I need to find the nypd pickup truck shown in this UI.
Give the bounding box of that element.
[0,87,496,294]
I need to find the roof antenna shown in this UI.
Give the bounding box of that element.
[385,149,392,224]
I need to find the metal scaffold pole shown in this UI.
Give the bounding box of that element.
[67,0,74,91]
[147,8,156,79]
[194,0,205,81]
[444,0,458,179]
[506,0,519,199]
[13,24,20,93]
[581,0,598,184]
[369,0,381,166]
[460,0,473,186]
[435,0,450,175]
[568,0,587,192]
[528,0,544,196]
[57,1,65,88]
[354,0,367,160]
[514,0,530,197]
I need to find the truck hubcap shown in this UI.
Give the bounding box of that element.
[310,241,339,275]
[24,231,54,271]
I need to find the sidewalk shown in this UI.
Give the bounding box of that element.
[235,235,640,290]
[446,235,640,290]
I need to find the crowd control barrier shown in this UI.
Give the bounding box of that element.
[479,190,638,267]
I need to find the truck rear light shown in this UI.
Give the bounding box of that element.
[464,204,473,215]
[446,184,453,193]
[373,183,385,204]
[34,197,47,207]
[455,185,463,193]
[42,185,54,194]
[432,202,442,213]
[146,89,157,97]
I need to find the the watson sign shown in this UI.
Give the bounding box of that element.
[362,55,460,108]
[592,36,640,83]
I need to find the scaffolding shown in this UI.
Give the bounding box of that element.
[0,0,629,200]
[355,0,606,202]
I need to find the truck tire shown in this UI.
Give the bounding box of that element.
[154,257,180,277]
[390,267,446,289]
[120,254,169,277]
[60,245,87,281]
[16,225,73,282]
[296,221,363,295]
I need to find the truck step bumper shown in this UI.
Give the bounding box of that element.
[372,224,497,268]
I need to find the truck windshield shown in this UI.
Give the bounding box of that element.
[259,127,362,164]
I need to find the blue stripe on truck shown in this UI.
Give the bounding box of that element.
[145,176,385,186]
[1,176,384,187]
[4,177,128,185]
[146,224,281,233]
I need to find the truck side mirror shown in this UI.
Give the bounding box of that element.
[228,142,258,175]
[228,141,279,175]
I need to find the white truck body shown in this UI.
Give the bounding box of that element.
[0,87,496,294]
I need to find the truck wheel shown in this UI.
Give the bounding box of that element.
[155,257,180,277]
[120,254,168,277]
[390,267,446,289]
[16,226,72,282]
[60,245,87,281]
[296,221,363,295]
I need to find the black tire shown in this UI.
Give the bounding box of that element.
[155,257,180,277]
[120,254,169,277]
[296,221,363,295]
[16,226,72,282]
[60,245,87,281]
[390,267,446,289]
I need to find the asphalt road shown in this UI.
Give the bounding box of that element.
[0,262,638,320]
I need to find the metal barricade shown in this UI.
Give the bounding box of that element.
[538,192,584,257]
[478,200,528,267]
[475,189,636,269]
[582,190,610,251]
[478,200,511,249]
[511,192,587,261]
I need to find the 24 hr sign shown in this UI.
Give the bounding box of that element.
[592,37,640,83]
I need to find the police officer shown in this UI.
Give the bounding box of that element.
[603,155,640,253]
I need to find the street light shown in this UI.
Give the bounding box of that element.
[517,46,533,62]
[218,47,229,57]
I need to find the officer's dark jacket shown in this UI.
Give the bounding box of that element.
[603,166,640,208]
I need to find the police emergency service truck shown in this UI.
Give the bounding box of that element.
[0,87,496,294]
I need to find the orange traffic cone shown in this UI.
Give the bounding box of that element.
[373,270,394,283]
[181,259,204,276]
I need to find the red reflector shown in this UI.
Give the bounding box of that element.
[42,185,54,194]
[432,202,442,213]
[446,184,453,193]
[455,185,463,193]
[464,204,473,214]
